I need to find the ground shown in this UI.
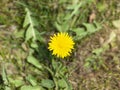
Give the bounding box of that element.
[0,0,120,90]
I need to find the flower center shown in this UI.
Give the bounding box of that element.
[58,42,64,49]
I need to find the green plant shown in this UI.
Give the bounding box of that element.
[84,31,117,70]
[18,0,102,89]
[18,7,73,90]
[0,0,103,89]
[84,47,106,70]
[54,0,101,41]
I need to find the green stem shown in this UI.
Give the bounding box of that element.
[44,66,59,90]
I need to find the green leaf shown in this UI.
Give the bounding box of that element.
[72,28,87,40]
[25,25,37,41]
[84,62,90,67]
[23,8,31,28]
[52,59,58,70]
[92,48,104,56]
[70,2,82,17]
[72,22,101,40]
[14,80,24,87]
[55,22,62,32]
[26,75,37,86]
[23,8,36,41]
[27,55,42,69]
[35,30,45,42]
[97,3,107,12]
[59,76,73,90]
[2,65,8,85]
[58,79,67,88]
[83,23,97,33]
[8,77,24,87]
[55,21,69,32]
[2,65,11,90]
[30,41,38,49]
[41,79,55,89]
[61,22,69,32]
[23,8,43,42]
[20,85,44,90]
[83,22,101,34]
[52,59,68,77]
[14,29,25,38]
[58,0,68,4]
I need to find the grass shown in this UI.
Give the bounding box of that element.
[0,0,120,90]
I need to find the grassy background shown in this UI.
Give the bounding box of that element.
[0,0,120,90]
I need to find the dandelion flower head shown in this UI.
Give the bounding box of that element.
[48,32,75,58]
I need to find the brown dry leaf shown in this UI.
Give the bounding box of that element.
[112,20,120,29]
[21,42,28,51]
[89,11,96,23]
[104,31,116,45]
[99,37,105,45]
[5,63,18,75]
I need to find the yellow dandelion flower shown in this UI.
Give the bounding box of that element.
[48,32,75,58]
